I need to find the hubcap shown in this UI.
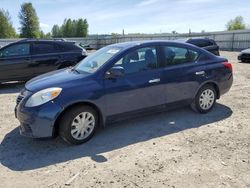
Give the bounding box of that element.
[199,89,215,110]
[71,112,95,140]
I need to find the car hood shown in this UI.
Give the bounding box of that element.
[241,48,250,53]
[25,68,90,92]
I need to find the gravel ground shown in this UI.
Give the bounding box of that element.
[0,51,249,188]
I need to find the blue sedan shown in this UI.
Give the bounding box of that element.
[15,40,233,145]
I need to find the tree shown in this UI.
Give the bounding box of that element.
[172,30,177,34]
[82,19,88,37]
[72,19,77,37]
[19,2,40,38]
[51,18,88,38]
[52,24,62,37]
[0,9,16,38]
[45,32,51,38]
[76,18,88,37]
[226,16,246,31]
[62,19,74,37]
[39,30,45,38]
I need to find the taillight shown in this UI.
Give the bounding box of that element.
[82,49,87,56]
[222,61,232,71]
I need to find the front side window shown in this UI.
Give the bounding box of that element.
[75,46,122,73]
[32,43,56,55]
[0,43,30,57]
[163,46,199,66]
[114,47,158,74]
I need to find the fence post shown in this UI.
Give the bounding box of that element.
[212,34,215,40]
[231,32,235,51]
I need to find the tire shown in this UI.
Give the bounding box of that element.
[59,105,98,145]
[191,85,217,114]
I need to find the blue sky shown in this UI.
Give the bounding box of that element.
[1,0,250,34]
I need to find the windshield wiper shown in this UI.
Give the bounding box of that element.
[69,66,81,74]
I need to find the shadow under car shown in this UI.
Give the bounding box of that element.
[0,103,232,171]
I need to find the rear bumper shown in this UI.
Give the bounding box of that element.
[219,73,233,96]
[16,101,62,138]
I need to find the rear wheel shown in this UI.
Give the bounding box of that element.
[59,106,98,145]
[191,85,217,113]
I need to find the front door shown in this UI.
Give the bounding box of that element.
[104,46,166,116]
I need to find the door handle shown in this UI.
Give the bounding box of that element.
[149,78,160,83]
[195,71,205,75]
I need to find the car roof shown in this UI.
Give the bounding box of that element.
[177,37,214,41]
[4,39,74,47]
[18,38,66,42]
[109,40,199,50]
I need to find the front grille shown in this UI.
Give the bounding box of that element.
[16,89,31,105]
[16,95,24,105]
[242,53,250,58]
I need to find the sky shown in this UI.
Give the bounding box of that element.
[1,0,250,35]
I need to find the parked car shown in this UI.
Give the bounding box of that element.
[238,48,250,62]
[15,40,233,145]
[182,38,220,56]
[0,39,87,83]
[79,43,95,50]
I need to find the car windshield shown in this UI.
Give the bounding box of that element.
[75,46,122,73]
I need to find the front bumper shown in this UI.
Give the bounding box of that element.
[238,53,250,61]
[15,98,63,138]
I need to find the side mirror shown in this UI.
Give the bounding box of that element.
[105,66,125,79]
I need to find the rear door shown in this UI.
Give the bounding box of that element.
[31,42,61,75]
[0,43,32,81]
[160,45,205,103]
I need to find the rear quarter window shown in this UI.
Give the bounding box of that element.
[188,39,212,47]
[32,42,57,55]
[56,42,81,52]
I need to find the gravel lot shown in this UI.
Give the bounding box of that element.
[0,51,249,188]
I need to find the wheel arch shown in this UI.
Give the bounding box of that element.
[52,101,104,137]
[196,81,220,99]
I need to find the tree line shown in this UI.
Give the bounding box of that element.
[0,2,88,39]
[52,18,88,38]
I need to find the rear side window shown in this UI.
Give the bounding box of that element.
[189,39,215,47]
[32,42,57,55]
[162,46,199,66]
[56,42,80,52]
[0,43,30,57]
[208,40,215,46]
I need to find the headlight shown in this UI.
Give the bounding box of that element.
[81,48,86,56]
[25,87,62,107]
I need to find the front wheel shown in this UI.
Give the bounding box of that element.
[191,85,217,113]
[59,106,98,145]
